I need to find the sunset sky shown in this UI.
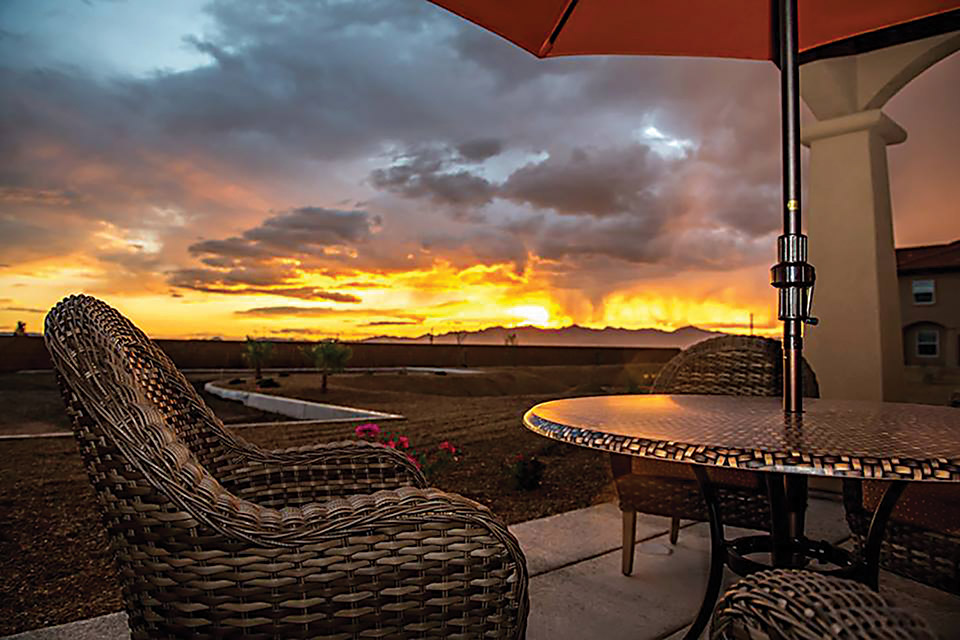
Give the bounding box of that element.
[1,1,958,340]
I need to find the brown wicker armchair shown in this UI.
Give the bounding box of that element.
[844,480,960,595]
[711,569,936,639]
[45,294,528,639]
[612,335,820,575]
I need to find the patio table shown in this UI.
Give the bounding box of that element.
[523,394,960,639]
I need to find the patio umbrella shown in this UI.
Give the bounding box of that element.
[426,0,960,414]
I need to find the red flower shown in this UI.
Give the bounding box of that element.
[398,436,410,449]
[439,441,457,454]
[355,423,380,437]
[406,454,422,469]
[386,439,397,448]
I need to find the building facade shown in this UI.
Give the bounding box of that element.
[897,240,960,401]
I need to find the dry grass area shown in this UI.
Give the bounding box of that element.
[0,363,660,635]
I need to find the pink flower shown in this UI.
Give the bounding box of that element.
[386,439,397,448]
[355,423,380,437]
[398,436,410,449]
[406,454,422,469]
[439,441,457,454]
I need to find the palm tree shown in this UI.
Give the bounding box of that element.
[242,337,273,379]
[303,339,352,393]
[13,321,26,337]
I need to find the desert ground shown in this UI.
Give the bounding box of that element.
[0,363,660,634]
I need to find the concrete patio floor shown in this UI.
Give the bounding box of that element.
[5,496,960,640]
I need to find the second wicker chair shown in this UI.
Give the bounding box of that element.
[612,335,819,575]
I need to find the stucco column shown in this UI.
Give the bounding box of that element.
[802,110,906,401]
[798,32,960,401]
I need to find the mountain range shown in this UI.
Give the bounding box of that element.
[361,324,730,349]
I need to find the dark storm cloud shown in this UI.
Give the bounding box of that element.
[501,146,667,217]
[456,139,503,163]
[189,207,379,263]
[369,145,499,208]
[242,207,379,249]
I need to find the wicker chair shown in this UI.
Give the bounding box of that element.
[844,480,960,595]
[45,294,528,639]
[711,569,936,639]
[612,335,820,575]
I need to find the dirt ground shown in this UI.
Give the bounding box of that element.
[0,364,659,635]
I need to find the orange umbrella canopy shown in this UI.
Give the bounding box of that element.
[428,0,959,62]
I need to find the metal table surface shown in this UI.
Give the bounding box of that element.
[524,394,960,481]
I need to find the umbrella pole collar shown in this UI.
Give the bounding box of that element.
[771,233,817,328]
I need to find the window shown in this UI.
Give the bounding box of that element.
[912,279,935,305]
[917,330,939,357]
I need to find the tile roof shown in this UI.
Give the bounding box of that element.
[896,239,960,273]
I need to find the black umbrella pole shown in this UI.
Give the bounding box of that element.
[772,0,817,414]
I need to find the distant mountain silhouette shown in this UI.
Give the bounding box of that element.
[361,324,730,349]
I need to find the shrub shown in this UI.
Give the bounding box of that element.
[507,454,545,491]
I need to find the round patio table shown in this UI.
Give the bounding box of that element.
[522,394,960,640]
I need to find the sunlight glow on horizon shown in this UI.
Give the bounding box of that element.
[0,255,778,341]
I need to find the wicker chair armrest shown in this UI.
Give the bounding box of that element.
[710,569,935,640]
[217,439,428,505]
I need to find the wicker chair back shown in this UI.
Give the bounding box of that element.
[652,334,819,398]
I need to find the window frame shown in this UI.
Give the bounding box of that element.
[916,329,940,358]
[911,279,936,305]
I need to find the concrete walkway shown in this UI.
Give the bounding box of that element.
[6,498,960,639]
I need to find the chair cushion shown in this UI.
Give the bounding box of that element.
[862,482,960,537]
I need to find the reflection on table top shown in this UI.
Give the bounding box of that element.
[523,395,960,481]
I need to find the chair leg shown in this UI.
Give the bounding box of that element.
[622,509,636,576]
[670,516,680,545]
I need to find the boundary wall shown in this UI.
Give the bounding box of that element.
[0,336,679,373]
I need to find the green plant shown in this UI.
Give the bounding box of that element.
[303,339,352,393]
[242,337,273,379]
[353,423,461,480]
[507,453,545,491]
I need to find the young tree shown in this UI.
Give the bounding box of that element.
[303,339,352,393]
[13,321,26,337]
[243,337,273,379]
[504,332,518,346]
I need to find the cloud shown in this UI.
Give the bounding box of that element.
[1,306,44,313]
[502,146,668,217]
[237,305,423,323]
[369,145,498,208]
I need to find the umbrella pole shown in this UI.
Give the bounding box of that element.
[772,0,817,414]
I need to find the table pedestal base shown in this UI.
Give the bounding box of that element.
[684,467,907,640]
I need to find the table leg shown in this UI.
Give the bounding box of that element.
[862,480,907,590]
[685,465,726,640]
[785,475,808,541]
[764,473,791,566]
